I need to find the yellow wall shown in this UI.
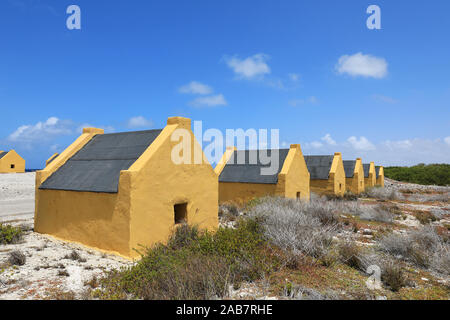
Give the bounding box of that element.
[35,118,218,259]
[219,182,276,204]
[310,152,346,196]
[376,166,385,187]
[277,144,310,201]
[345,158,365,194]
[364,161,376,189]
[0,150,25,173]
[126,117,218,258]
[216,144,310,203]
[45,153,59,167]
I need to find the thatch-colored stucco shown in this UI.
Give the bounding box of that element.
[0,150,25,173]
[35,117,218,259]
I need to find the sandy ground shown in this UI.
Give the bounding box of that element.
[0,173,133,300]
[1,173,449,300]
[0,173,35,221]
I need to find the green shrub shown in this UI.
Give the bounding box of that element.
[384,164,450,186]
[338,242,363,270]
[0,224,23,245]
[96,219,276,300]
[381,262,406,292]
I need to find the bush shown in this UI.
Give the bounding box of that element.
[384,164,450,186]
[8,250,26,266]
[64,250,87,263]
[362,187,402,200]
[378,226,450,275]
[338,242,363,270]
[381,261,406,292]
[0,224,23,245]
[96,219,275,300]
[248,197,339,260]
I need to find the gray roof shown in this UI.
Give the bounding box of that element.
[39,129,162,193]
[304,155,334,180]
[375,166,381,178]
[363,164,371,178]
[219,149,290,184]
[0,151,7,160]
[343,160,356,178]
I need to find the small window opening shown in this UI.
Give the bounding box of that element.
[296,192,301,200]
[339,183,342,190]
[174,203,188,224]
[10,164,15,169]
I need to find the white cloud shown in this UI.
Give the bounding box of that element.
[126,116,153,129]
[309,141,324,148]
[383,139,413,150]
[372,94,397,104]
[179,81,213,95]
[347,136,376,151]
[288,73,300,81]
[189,94,227,107]
[444,137,450,146]
[336,52,388,78]
[302,136,450,166]
[289,96,318,107]
[321,133,337,145]
[8,117,72,143]
[225,53,271,79]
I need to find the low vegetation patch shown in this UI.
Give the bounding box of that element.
[384,163,450,186]
[95,220,277,300]
[378,226,450,275]
[8,250,26,266]
[0,223,23,245]
[362,186,402,201]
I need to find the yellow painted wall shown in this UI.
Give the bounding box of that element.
[126,117,218,258]
[364,162,376,189]
[376,166,385,187]
[310,152,346,196]
[345,158,365,194]
[276,144,310,201]
[45,153,59,167]
[219,182,277,203]
[216,144,310,203]
[35,118,218,259]
[0,150,25,173]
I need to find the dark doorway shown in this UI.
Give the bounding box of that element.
[174,203,188,224]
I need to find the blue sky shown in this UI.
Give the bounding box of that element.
[0,0,449,168]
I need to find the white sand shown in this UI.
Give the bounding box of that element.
[0,173,35,219]
[0,172,133,300]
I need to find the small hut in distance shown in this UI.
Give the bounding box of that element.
[343,158,365,194]
[363,162,376,189]
[45,153,59,167]
[215,144,310,203]
[304,152,346,196]
[0,150,25,173]
[376,166,385,187]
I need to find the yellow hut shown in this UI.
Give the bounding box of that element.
[304,153,346,196]
[343,158,365,194]
[35,117,218,259]
[375,166,385,187]
[0,150,25,173]
[215,144,310,203]
[45,153,59,167]
[363,162,376,189]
